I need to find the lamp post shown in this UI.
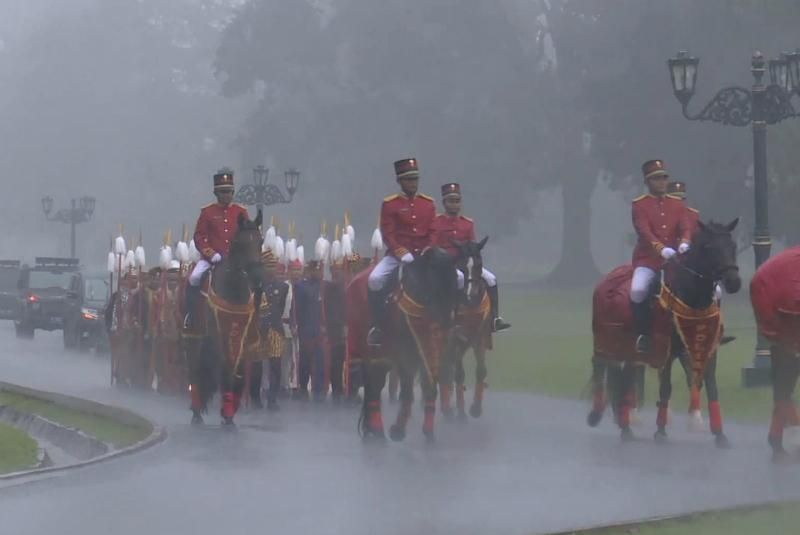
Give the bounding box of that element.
[234,165,300,215]
[667,50,800,387]
[41,195,96,259]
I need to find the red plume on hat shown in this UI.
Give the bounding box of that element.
[394,158,419,179]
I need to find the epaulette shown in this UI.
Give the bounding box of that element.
[687,207,700,214]
[418,193,435,201]
[632,194,648,202]
[665,194,683,201]
[200,202,216,210]
[460,215,473,223]
[383,194,400,202]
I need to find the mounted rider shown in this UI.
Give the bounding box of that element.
[430,182,510,332]
[367,158,436,347]
[184,169,249,328]
[630,159,692,353]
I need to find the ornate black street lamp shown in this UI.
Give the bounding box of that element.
[667,50,800,386]
[41,195,96,259]
[234,165,300,214]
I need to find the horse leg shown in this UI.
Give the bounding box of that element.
[439,343,455,420]
[388,367,399,404]
[703,355,729,448]
[360,359,389,440]
[617,363,636,441]
[655,356,674,443]
[769,346,800,459]
[455,354,467,420]
[419,364,437,443]
[587,358,607,427]
[390,363,415,442]
[185,337,205,424]
[470,347,488,419]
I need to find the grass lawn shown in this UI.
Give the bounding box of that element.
[0,391,151,448]
[0,422,38,474]
[581,503,800,535]
[490,284,773,423]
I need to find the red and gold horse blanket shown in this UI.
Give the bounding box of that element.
[751,246,800,352]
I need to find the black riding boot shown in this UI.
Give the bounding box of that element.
[632,299,652,353]
[367,288,387,347]
[183,284,201,329]
[488,285,511,332]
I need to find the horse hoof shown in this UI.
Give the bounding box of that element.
[469,404,483,419]
[389,425,406,442]
[714,433,731,449]
[586,410,603,427]
[221,417,236,428]
[620,427,635,442]
[191,413,204,425]
[442,408,455,421]
[654,429,668,444]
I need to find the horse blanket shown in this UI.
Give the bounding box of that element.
[751,246,800,352]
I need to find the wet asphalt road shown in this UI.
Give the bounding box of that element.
[1,323,800,535]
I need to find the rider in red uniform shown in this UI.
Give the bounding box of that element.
[430,182,510,332]
[366,158,436,346]
[630,159,692,353]
[184,169,249,327]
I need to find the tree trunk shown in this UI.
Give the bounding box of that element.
[547,172,600,285]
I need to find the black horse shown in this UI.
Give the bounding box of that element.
[189,210,264,426]
[440,238,492,420]
[360,246,460,443]
[589,219,741,447]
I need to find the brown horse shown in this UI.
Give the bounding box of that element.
[440,238,492,420]
[589,220,740,447]
[751,246,800,460]
[352,247,460,443]
[184,211,264,426]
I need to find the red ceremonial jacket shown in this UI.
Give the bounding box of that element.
[631,193,692,270]
[193,202,249,261]
[430,214,476,257]
[380,192,436,258]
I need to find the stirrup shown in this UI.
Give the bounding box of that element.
[635,334,651,354]
[493,317,511,332]
[367,327,383,347]
[183,313,192,330]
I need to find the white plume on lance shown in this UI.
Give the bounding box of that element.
[275,236,286,262]
[176,241,190,263]
[346,224,355,244]
[371,228,384,251]
[331,240,342,264]
[169,260,180,270]
[124,250,136,270]
[107,252,116,273]
[159,245,173,270]
[297,245,305,265]
[341,233,353,259]
[134,246,146,268]
[286,239,297,263]
[188,240,202,263]
[264,226,277,252]
[115,235,127,255]
[315,236,330,262]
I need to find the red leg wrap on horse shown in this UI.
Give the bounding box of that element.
[367,400,384,432]
[689,386,701,413]
[708,401,723,434]
[440,384,452,411]
[190,385,202,412]
[423,402,435,434]
[656,401,669,428]
[456,384,466,412]
[618,392,634,428]
[221,392,235,419]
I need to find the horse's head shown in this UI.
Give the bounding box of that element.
[405,247,458,324]
[230,210,265,289]
[692,218,741,294]
[454,237,488,305]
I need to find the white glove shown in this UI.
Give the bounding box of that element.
[400,252,414,264]
[678,242,690,254]
[211,253,222,264]
[661,247,676,260]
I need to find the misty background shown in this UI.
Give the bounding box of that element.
[2,0,799,283]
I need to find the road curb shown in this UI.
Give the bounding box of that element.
[0,381,166,482]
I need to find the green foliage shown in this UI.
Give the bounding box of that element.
[0,422,38,474]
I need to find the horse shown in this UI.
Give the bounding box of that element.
[352,247,460,443]
[439,237,493,420]
[750,246,800,460]
[589,219,741,447]
[184,210,264,426]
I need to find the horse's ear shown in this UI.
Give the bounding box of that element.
[254,209,263,230]
[238,212,247,229]
[725,218,739,232]
[478,236,489,250]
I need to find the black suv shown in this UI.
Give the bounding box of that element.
[0,260,21,320]
[63,272,110,352]
[15,257,81,339]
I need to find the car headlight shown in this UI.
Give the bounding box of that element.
[81,307,99,320]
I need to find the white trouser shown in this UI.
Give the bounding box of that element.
[189,259,212,286]
[630,267,657,304]
[368,255,400,291]
[456,267,498,289]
